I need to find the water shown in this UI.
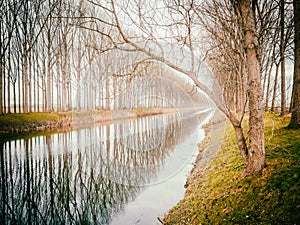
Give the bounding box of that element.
[0,109,212,225]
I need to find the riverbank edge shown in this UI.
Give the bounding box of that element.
[163,112,300,224]
[0,107,203,135]
[0,109,161,135]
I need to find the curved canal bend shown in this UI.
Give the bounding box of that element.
[0,109,213,225]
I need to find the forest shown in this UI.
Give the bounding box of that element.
[0,0,294,113]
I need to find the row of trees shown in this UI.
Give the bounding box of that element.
[196,0,296,175]
[0,0,203,115]
[0,0,295,115]
[1,0,299,176]
[200,0,294,114]
[73,0,298,176]
[0,0,89,114]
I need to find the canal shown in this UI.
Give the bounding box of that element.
[0,108,212,224]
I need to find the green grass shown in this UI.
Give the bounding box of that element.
[0,112,72,140]
[163,113,300,224]
[0,112,72,129]
[0,112,63,123]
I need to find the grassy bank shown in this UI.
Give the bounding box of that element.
[0,108,182,134]
[0,112,64,124]
[163,113,300,224]
[0,112,73,133]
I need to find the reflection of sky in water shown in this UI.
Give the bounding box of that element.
[111,111,207,225]
[0,109,212,225]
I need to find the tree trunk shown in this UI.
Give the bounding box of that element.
[56,58,60,112]
[106,76,110,110]
[36,51,40,112]
[42,75,46,112]
[88,62,92,110]
[7,70,11,114]
[280,0,286,115]
[33,51,36,112]
[236,0,266,176]
[13,82,16,113]
[84,81,88,110]
[68,63,72,111]
[290,81,295,112]
[62,41,67,112]
[23,51,29,114]
[7,51,11,114]
[288,0,300,128]
[76,45,81,111]
[46,29,51,112]
[113,76,117,109]
[18,65,21,113]
[3,54,6,114]
[0,54,3,115]
[265,65,273,110]
[76,70,81,111]
[42,58,46,112]
[28,51,32,113]
[271,63,279,112]
[233,124,248,166]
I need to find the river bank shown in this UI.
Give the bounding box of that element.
[0,109,159,134]
[0,107,204,135]
[163,112,300,224]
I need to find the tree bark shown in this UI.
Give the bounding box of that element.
[23,51,29,114]
[18,63,21,113]
[3,54,6,114]
[28,51,32,113]
[271,63,279,111]
[0,54,3,115]
[56,59,60,112]
[7,51,11,114]
[106,76,110,110]
[236,0,266,176]
[280,0,286,115]
[36,50,40,112]
[62,40,67,112]
[46,28,52,112]
[265,65,273,110]
[288,0,300,128]
[13,82,16,113]
[68,63,72,111]
[33,50,36,112]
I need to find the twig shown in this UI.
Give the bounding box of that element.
[157,217,163,224]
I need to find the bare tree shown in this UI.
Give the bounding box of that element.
[233,0,265,174]
[271,62,280,111]
[44,0,58,112]
[288,0,300,128]
[280,0,287,115]
[197,0,246,114]
[56,0,74,112]
[79,0,268,176]
[72,30,85,111]
[12,0,54,114]
[0,0,20,115]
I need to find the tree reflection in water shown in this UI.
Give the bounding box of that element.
[0,112,201,224]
